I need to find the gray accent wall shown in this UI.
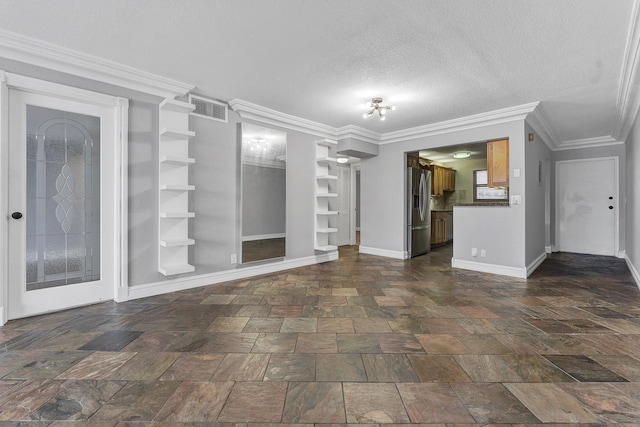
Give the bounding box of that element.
[361,120,529,269]
[0,59,319,289]
[524,122,551,266]
[189,110,240,275]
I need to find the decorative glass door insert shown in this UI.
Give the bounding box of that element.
[26,105,100,291]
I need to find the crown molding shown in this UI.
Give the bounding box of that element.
[526,103,561,151]
[230,99,551,148]
[0,29,194,99]
[379,102,541,145]
[334,125,381,144]
[230,98,382,143]
[554,135,623,151]
[229,98,338,139]
[614,0,640,141]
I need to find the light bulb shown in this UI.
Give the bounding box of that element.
[380,115,386,121]
[363,113,369,119]
[390,105,396,111]
[380,109,386,115]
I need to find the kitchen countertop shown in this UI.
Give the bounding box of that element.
[431,209,453,212]
[454,202,510,207]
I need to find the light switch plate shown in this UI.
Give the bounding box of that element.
[510,195,522,205]
[513,168,521,178]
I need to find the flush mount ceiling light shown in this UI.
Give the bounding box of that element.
[363,97,396,121]
[337,156,349,164]
[452,151,471,159]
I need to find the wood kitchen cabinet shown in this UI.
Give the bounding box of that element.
[431,211,449,246]
[487,138,509,187]
[431,165,456,196]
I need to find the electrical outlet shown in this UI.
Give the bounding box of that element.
[230,253,237,264]
[471,248,478,257]
[480,249,487,257]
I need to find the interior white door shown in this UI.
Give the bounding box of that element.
[337,166,350,246]
[556,157,617,256]
[7,89,116,319]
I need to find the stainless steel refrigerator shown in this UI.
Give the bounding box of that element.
[407,167,431,257]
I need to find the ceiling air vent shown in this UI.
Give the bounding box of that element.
[188,94,228,123]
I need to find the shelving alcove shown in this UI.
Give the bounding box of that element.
[158,98,196,276]
[314,138,338,252]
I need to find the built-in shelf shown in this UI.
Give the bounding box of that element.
[160,238,195,247]
[159,264,196,276]
[316,228,338,233]
[161,128,196,140]
[161,155,195,165]
[315,244,338,251]
[314,139,339,252]
[159,99,194,113]
[161,184,195,191]
[316,156,337,165]
[316,174,338,181]
[159,98,196,276]
[160,212,196,218]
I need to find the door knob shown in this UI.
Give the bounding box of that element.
[11,212,23,219]
[609,196,613,200]
[609,206,614,210]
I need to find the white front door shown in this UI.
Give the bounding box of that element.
[555,157,618,256]
[337,166,351,246]
[6,87,120,320]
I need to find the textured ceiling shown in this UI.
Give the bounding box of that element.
[0,0,635,143]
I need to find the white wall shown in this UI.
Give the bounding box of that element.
[625,112,640,286]
[360,120,528,272]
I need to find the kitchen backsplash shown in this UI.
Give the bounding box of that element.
[431,189,469,210]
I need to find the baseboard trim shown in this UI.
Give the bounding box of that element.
[545,246,553,254]
[526,252,547,276]
[128,252,339,300]
[625,255,640,289]
[114,286,129,303]
[0,307,5,326]
[451,258,527,278]
[617,250,626,259]
[359,246,408,259]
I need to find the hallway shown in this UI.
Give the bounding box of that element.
[0,245,639,424]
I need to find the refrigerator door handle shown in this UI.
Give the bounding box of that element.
[419,172,427,222]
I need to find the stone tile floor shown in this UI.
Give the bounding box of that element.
[1,244,640,425]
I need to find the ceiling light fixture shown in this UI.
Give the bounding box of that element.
[363,97,396,121]
[452,151,471,159]
[337,157,349,164]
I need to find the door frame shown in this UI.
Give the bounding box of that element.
[0,71,129,324]
[554,156,619,256]
[350,163,359,245]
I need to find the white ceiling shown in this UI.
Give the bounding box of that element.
[0,0,637,144]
